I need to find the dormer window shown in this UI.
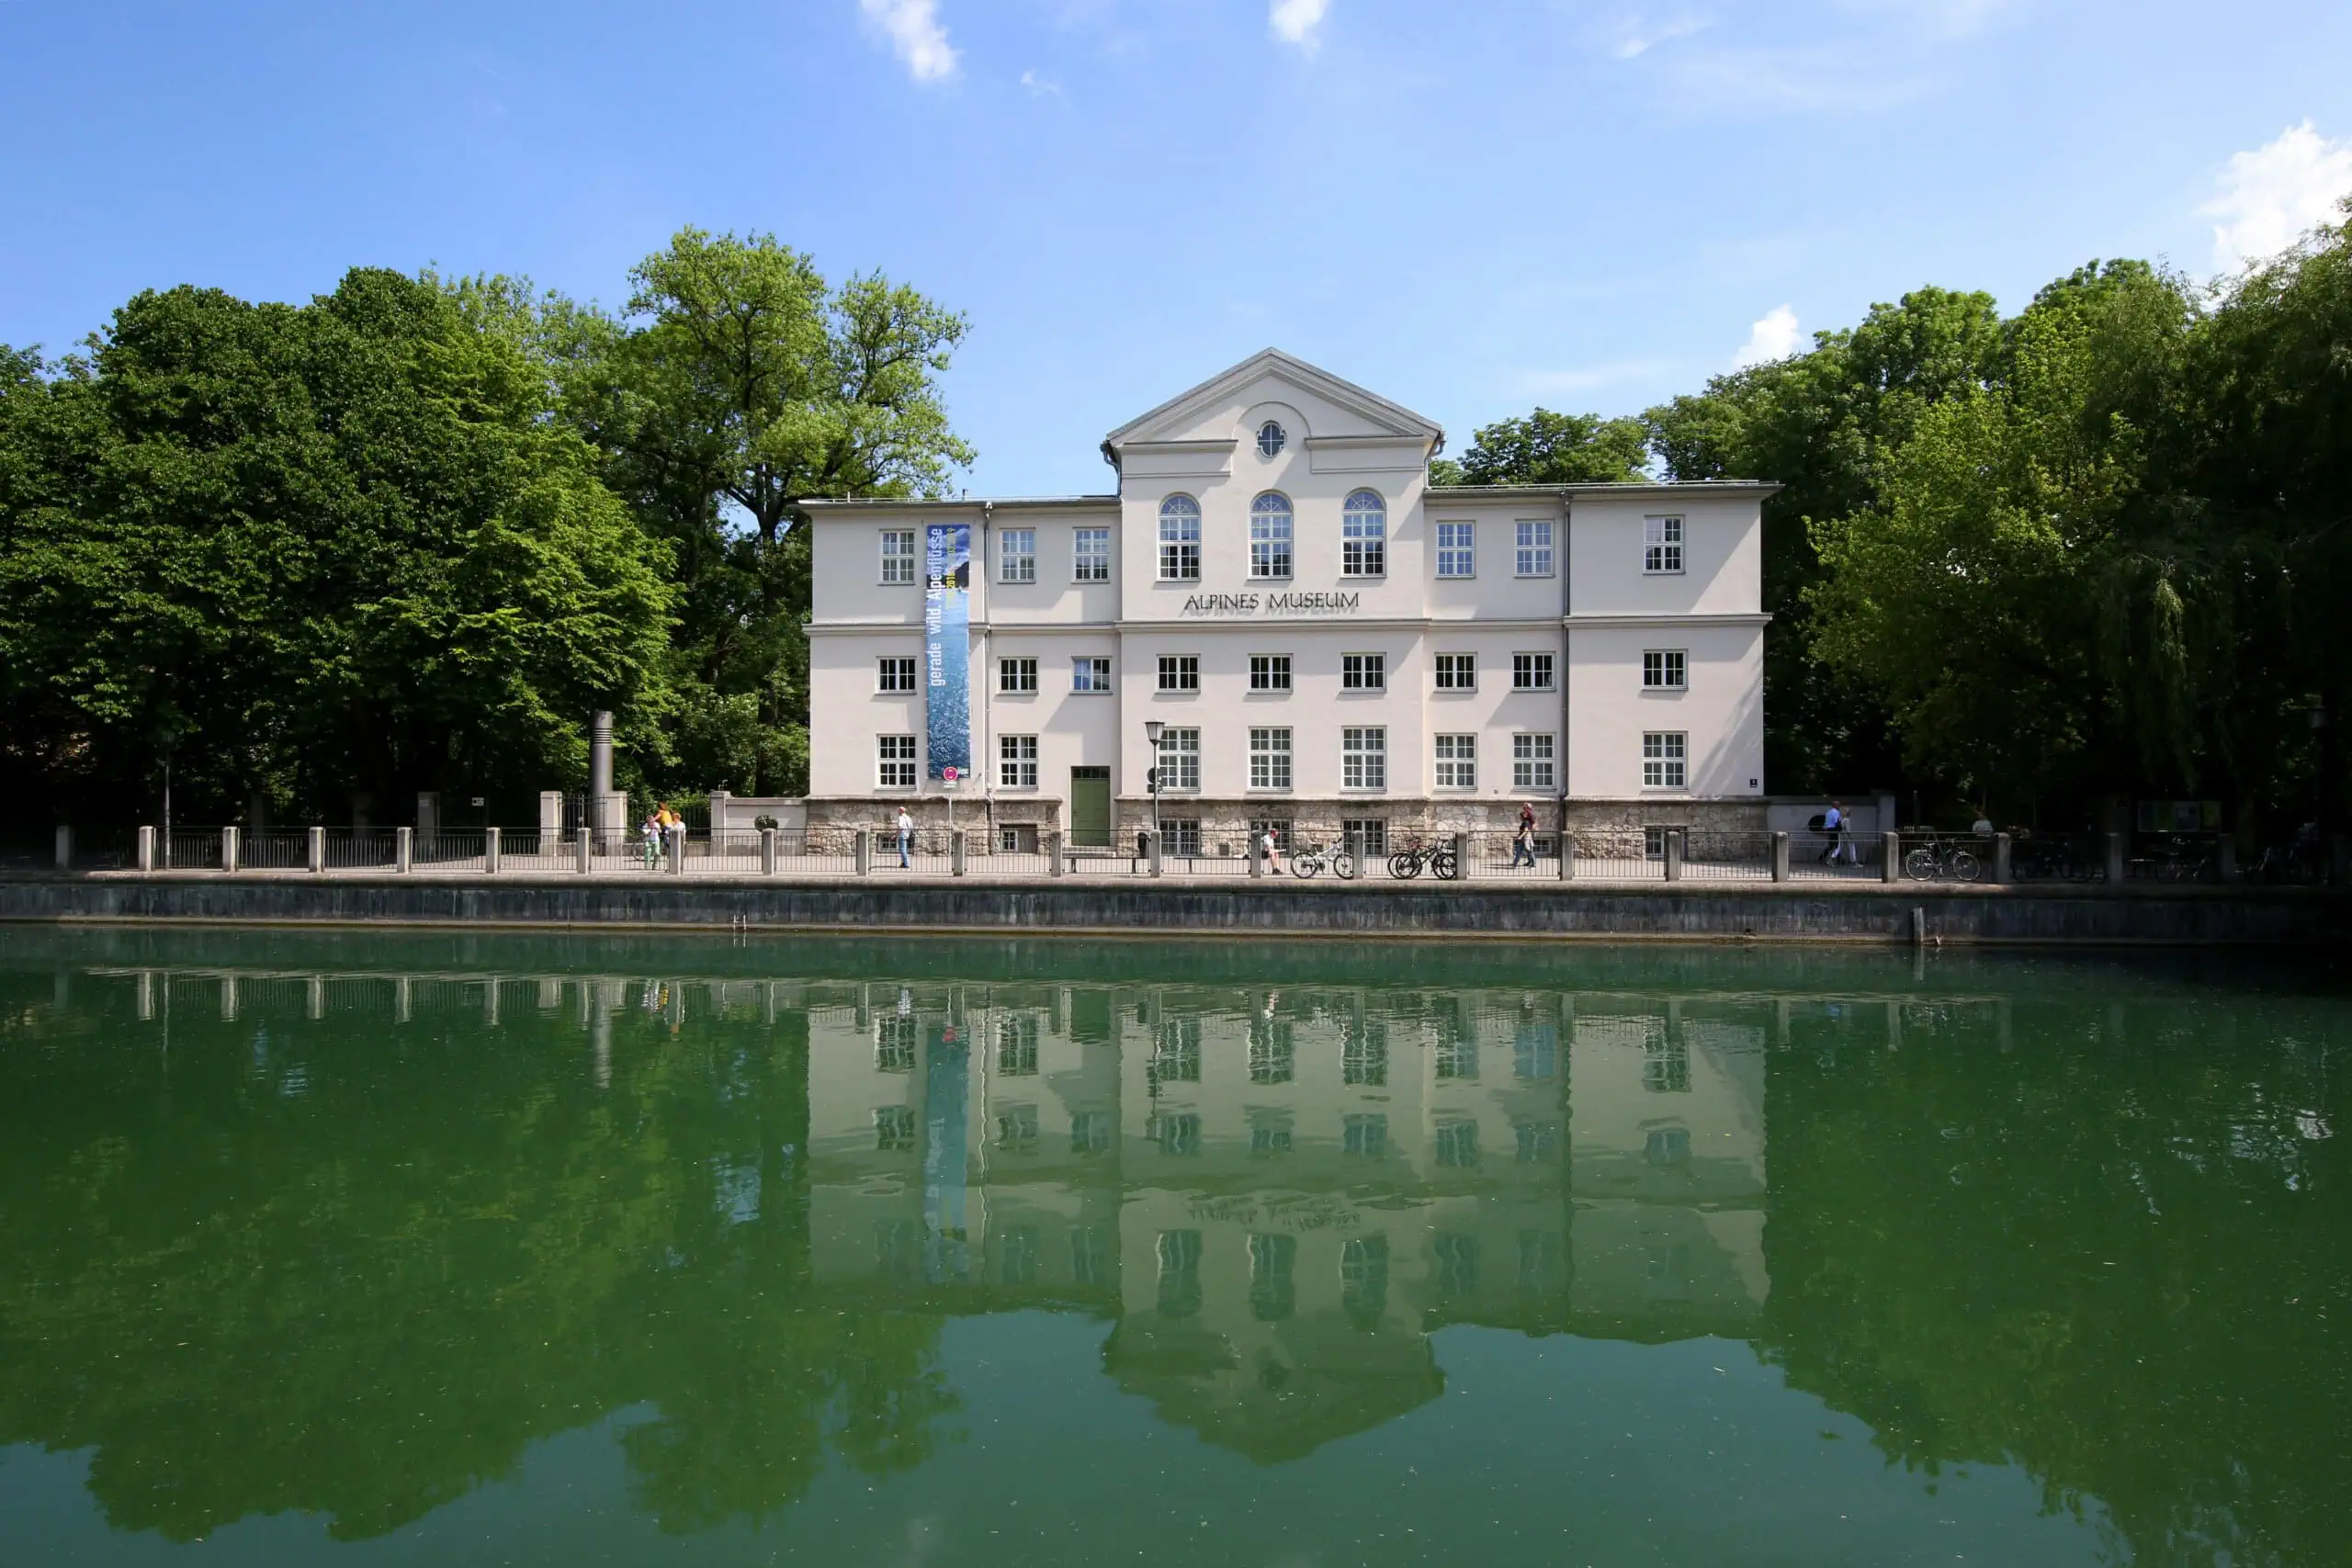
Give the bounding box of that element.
[1256,421,1286,459]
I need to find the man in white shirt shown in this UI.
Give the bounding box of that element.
[1260,827,1280,874]
[896,807,914,868]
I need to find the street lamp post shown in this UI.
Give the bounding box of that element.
[1143,718,1163,853]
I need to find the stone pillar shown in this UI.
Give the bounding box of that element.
[1450,831,1467,881]
[1049,830,1064,877]
[54,825,72,870]
[1557,829,1574,881]
[416,792,440,839]
[1882,832,1902,884]
[1250,835,1263,877]
[307,827,325,874]
[394,826,413,874]
[221,826,240,873]
[2105,831,2127,884]
[576,827,592,874]
[1770,831,1791,883]
[708,790,732,835]
[667,823,684,875]
[1993,833,2014,885]
[1664,830,1684,882]
[538,791,563,843]
[484,826,502,875]
[137,826,156,872]
[952,829,968,876]
[1148,830,1163,878]
[762,827,778,876]
[855,829,872,876]
[2217,837,2240,884]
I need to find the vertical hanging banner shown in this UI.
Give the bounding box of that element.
[923,523,972,782]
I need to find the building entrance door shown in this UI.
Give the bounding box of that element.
[1069,767,1112,848]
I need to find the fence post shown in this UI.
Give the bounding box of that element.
[137,826,156,872]
[1993,832,2014,885]
[1250,833,1264,878]
[1148,830,1164,878]
[762,827,778,876]
[2104,831,2127,884]
[667,824,684,875]
[54,826,72,871]
[220,826,240,874]
[1664,829,1684,882]
[484,826,502,875]
[952,829,968,876]
[307,826,325,874]
[1049,830,1065,878]
[1450,831,1467,881]
[854,829,872,876]
[1882,832,1902,884]
[1557,829,1574,881]
[395,826,413,874]
[576,827,592,874]
[1771,831,1790,883]
[2216,837,2240,884]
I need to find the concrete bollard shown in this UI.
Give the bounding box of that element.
[137,826,156,872]
[1148,830,1164,878]
[484,826,502,875]
[952,829,968,877]
[2105,831,2127,884]
[395,826,413,874]
[2217,837,2239,884]
[666,824,684,875]
[1882,832,1902,884]
[576,827,592,874]
[54,825,72,870]
[1557,830,1575,881]
[1664,830,1684,882]
[761,827,778,876]
[1993,832,2013,885]
[307,826,325,874]
[1451,832,1468,881]
[221,826,240,873]
[1250,834,1263,877]
[854,829,872,876]
[1049,831,1065,877]
[1771,830,1791,883]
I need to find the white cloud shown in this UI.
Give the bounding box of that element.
[1019,68,1063,100]
[2203,120,2352,272]
[859,0,957,83]
[1612,12,1712,60]
[1733,304,1801,367]
[1269,0,1330,51]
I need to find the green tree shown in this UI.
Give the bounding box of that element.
[1434,407,1650,487]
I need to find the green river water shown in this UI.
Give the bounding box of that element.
[0,928,2345,1567]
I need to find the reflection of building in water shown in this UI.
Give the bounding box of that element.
[805,982,1769,1460]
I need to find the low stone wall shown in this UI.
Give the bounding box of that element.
[2,875,2341,946]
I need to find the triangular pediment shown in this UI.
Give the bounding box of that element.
[1102,348,1443,453]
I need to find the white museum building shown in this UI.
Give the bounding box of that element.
[801,349,1774,855]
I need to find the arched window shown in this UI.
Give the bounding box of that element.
[1256,420,1286,458]
[1250,491,1293,580]
[1342,489,1385,578]
[1158,494,1201,581]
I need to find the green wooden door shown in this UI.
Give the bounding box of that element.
[1069,767,1111,848]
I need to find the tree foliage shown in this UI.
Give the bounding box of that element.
[1432,406,1649,487]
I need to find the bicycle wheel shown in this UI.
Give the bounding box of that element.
[1430,850,1460,881]
[1903,847,1939,880]
[1331,852,1355,880]
[1948,850,1981,882]
[1292,855,1319,879]
[1387,852,1419,880]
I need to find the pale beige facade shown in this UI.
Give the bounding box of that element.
[805,350,1774,849]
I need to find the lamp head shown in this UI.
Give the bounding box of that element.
[1144,719,1164,745]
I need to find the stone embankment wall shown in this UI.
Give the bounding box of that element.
[1,875,2341,945]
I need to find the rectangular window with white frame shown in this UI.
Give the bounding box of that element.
[1512,652,1555,692]
[1158,727,1200,791]
[1159,500,1201,581]
[1073,526,1110,582]
[1157,655,1199,693]
[1072,657,1112,694]
[1643,649,1687,691]
[1512,733,1555,791]
[999,657,1037,694]
[1436,521,1476,579]
[1250,728,1292,790]
[1434,653,1476,692]
[1342,493,1386,577]
[1643,731,1687,789]
[999,528,1035,583]
[1250,504,1293,579]
[876,656,918,694]
[999,734,1038,789]
[1645,515,1684,574]
[1342,727,1386,790]
[1342,653,1385,693]
[1250,654,1291,694]
[1514,520,1555,578]
[880,530,916,584]
[876,735,917,789]
[1434,733,1476,788]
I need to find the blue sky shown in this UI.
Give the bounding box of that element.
[4,1,2348,495]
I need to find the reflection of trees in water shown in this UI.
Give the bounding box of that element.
[0,978,956,1542]
[1759,997,2352,1568]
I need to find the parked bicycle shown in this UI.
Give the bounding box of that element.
[1289,841,1357,880]
[1386,839,1459,881]
[2011,835,2095,883]
[1902,834,1983,883]
[2135,834,2215,883]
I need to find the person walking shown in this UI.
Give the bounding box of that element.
[1510,803,1538,869]
[1260,825,1281,874]
[896,806,914,869]
[639,808,662,870]
[1820,801,1848,865]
